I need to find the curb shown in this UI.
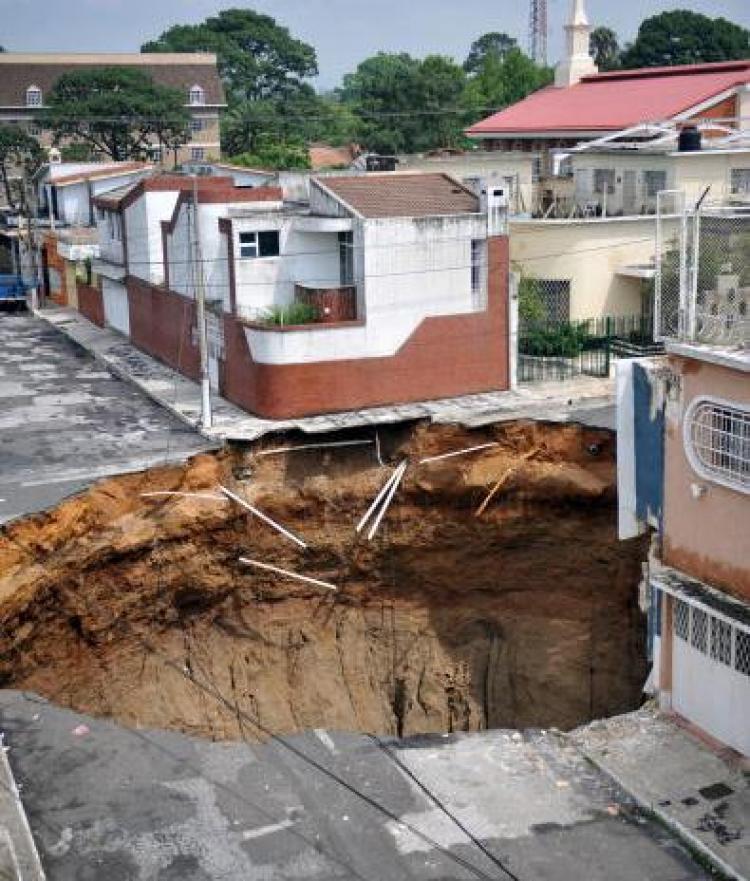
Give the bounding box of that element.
[0,734,46,881]
[580,749,745,881]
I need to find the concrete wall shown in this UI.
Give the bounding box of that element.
[244,212,486,365]
[510,216,678,319]
[572,150,750,216]
[663,355,750,601]
[125,191,180,285]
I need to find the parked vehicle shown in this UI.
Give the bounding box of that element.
[0,275,29,311]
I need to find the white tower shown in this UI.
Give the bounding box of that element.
[554,0,598,88]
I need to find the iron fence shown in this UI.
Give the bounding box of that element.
[518,314,660,383]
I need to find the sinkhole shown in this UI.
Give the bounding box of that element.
[0,420,649,741]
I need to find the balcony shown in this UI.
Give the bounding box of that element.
[294,283,357,323]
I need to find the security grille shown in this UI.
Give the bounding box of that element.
[736,630,750,676]
[685,397,750,495]
[674,599,689,641]
[691,608,708,653]
[710,617,732,666]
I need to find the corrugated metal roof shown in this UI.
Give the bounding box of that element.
[467,59,750,136]
[316,173,479,218]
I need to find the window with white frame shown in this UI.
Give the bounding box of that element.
[189,85,205,105]
[730,168,750,195]
[190,118,203,132]
[673,596,750,677]
[644,170,667,198]
[238,230,280,259]
[190,147,205,161]
[27,122,41,137]
[684,396,750,494]
[26,85,42,107]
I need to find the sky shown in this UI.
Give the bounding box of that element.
[2,0,749,89]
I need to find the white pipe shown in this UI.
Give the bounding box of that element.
[219,485,307,549]
[141,491,226,502]
[239,557,337,592]
[256,440,374,457]
[367,461,407,541]
[356,465,401,534]
[418,443,498,465]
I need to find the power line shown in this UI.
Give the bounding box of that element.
[369,734,523,881]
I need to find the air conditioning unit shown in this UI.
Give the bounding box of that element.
[48,147,62,165]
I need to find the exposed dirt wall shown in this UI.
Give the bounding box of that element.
[0,421,648,741]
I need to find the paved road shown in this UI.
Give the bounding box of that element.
[0,691,713,881]
[0,313,212,525]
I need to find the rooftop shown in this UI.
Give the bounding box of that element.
[47,162,152,188]
[316,172,480,218]
[467,59,750,136]
[0,52,225,106]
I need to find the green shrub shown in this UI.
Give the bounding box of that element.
[521,322,592,358]
[261,302,319,326]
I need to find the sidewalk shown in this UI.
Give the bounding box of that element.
[38,306,616,442]
[572,706,750,881]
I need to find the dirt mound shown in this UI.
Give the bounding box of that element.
[0,420,648,741]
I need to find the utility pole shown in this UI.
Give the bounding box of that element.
[21,169,40,311]
[191,175,212,430]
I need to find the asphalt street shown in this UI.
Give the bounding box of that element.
[0,312,212,525]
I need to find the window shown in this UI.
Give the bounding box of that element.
[691,608,708,653]
[190,118,203,132]
[239,230,279,259]
[736,629,750,676]
[190,147,205,161]
[593,169,616,195]
[710,617,732,666]
[674,599,689,641]
[27,123,41,137]
[471,239,485,296]
[26,85,42,107]
[150,147,162,162]
[536,279,571,323]
[730,168,750,196]
[189,85,205,105]
[684,396,750,494]
[644,170,667,198]
[107,211,122,242]
[338,231,354,286]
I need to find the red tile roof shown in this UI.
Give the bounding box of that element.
[467,60,750,136]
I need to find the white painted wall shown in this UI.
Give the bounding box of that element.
[125,190,181,286]
[95,210,124,265]
[245,212,488,365]
[102,277,130,336]
[617,359,640,540]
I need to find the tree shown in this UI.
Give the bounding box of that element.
[41,67,190,161]
[142,8,317,103]
[340,53,468,154]
[464,32,517,73]
[0,125,44,209]
[229,137,310,171]
[590,26,620,71]
[620,11,749,68]
[463,47,552,119]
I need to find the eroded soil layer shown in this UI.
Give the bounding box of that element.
[0,420,648,741]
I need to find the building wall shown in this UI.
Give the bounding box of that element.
[77,281,105,327]
[126,190,181,285]
[663,356,750,601]
[510,216,678,319]
[241,212,486,365]
[222,235,509,418]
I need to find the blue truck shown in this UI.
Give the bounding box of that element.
[0,274,30,310]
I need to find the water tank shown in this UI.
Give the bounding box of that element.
[678,125,702,152]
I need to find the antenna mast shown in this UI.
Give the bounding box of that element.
[528,0,548,66]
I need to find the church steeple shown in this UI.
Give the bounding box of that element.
[555,0,598,87]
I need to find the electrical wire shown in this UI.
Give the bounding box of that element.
[368,734,523,881]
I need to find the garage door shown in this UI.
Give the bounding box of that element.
[102,278,130,337]
[672,597,750,755]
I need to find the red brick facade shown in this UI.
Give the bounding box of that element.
[127,276,201,381]
[77,283,105,327]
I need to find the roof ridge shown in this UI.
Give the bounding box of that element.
[581,58,750,83]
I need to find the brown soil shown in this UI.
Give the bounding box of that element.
[0,420,648,741]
